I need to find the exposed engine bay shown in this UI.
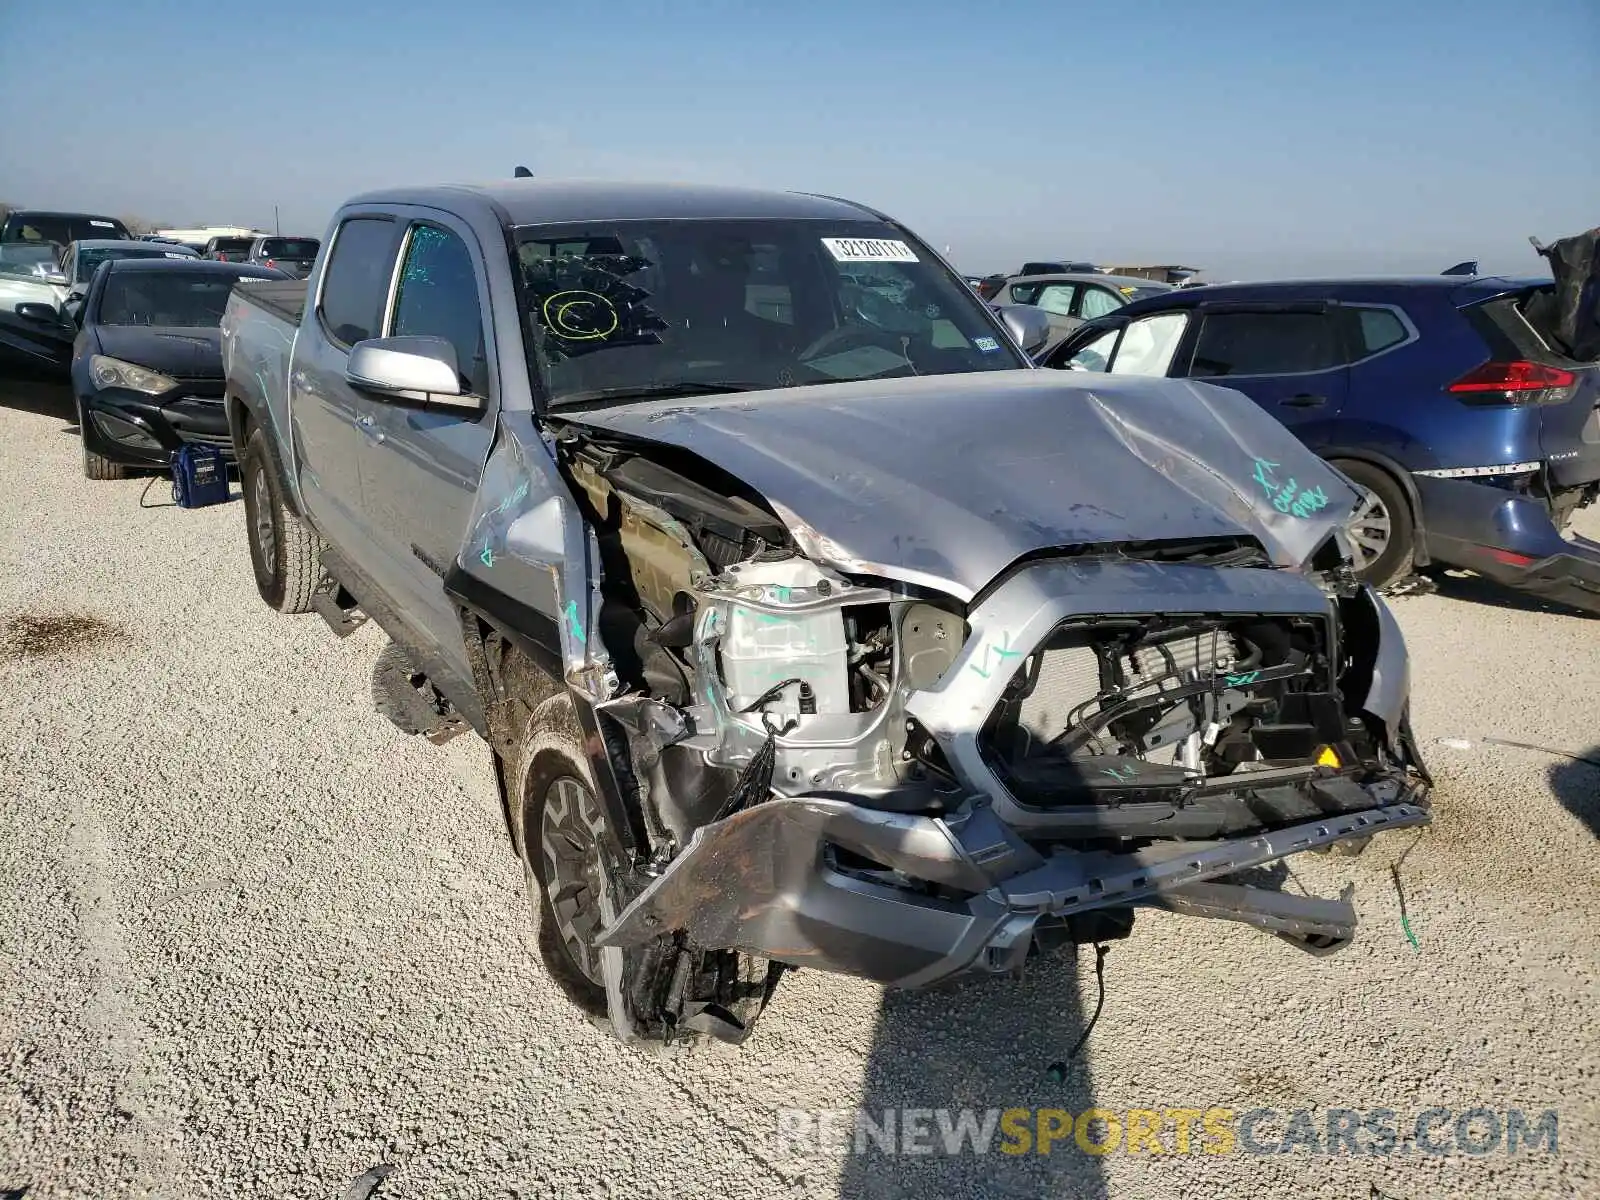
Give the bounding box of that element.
[520,417,1430,1042]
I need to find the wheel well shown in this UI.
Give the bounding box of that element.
[226,396,255,458]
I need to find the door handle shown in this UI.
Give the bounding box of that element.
[1280,393,1327,408]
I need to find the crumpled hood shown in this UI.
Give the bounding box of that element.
[565,370,1361,600]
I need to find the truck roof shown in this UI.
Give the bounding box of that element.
[344,179,881,227]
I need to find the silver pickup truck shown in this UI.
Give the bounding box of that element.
[220,180,1430,1046]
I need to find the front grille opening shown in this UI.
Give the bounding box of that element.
[980,612,1340,811]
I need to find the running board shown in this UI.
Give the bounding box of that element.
[311,588,368,638]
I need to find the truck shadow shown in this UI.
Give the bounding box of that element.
[833,948,1109,1199]
[1547,748,1600,839]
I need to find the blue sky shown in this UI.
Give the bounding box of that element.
[2,0,1595,278]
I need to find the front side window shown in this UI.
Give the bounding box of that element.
[1059,325,1121,372]
[1054,312,1190,375]
[1110,312,1189,376]
[389,224,488,395]
[513,219,1025,406]
[1008,282,1042,305]
[318,217,402,346]
[1189,311,1341,377]
[95,271,247,327]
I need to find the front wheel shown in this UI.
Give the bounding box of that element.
[83,446,130,481]
[1332,459,1415,589]
[239,426,327,613]
[513,693,782,1044]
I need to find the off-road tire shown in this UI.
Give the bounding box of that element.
[83,446,130,480]
[1331,459,1415,590]
[512,695,613,1020]
[240,425,326,614]
[508,691,784,1049]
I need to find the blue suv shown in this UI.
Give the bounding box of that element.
[1043,270,1600,612]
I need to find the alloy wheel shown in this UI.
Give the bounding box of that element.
[251,465,276,571]
[1346,489,1392,571]
[539,776,610,988]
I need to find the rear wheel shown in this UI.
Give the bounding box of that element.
[1332,459,1414,589]
[240,426,326,614]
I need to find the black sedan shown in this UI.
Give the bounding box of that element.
[70,258,284,479]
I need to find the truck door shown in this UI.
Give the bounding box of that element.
[358,216,498,685]
[290,214,405,556]
[1180,302,1350,449]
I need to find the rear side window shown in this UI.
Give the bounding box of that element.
[1189,311,1341,376]
[319,217,402,346]
[1077,286,1123,320]
[1351,306,1409,355]
[1034,284,1077,316]
[390,224,488,395]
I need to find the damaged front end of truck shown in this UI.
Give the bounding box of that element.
[452,371,1431,1045]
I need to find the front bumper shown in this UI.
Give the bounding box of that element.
[80,388,234,467]
[597,789,1428,985]
[1417,474,1600,613]
[598,560,1430,984]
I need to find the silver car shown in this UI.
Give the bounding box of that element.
[995,271,1175,341]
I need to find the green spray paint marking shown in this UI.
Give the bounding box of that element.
[969,631,1024,679]
[1401,915,1419,951]
[496,480,530,515]
[478,540,496,568]
[1224,670,1261,687]
[563,599,585,643]
[1102,764,1138,783]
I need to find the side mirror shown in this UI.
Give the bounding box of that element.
[346,335,478,409]
[994,304,1053,355]
[15,302,63,324]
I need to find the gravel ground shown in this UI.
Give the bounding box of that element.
[1,376,1596,1200]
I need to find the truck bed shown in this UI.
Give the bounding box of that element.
[235,278,308,326]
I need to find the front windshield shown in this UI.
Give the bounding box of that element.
[512,219,1025,405]
[77,246,192,281]
[0,244,62,280]
[96,271,244,327]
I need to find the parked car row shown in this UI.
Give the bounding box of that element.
[0,212,298,476]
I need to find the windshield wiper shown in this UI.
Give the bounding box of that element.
[551,381,766,408]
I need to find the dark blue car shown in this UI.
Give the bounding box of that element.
[1043,267,1600,612]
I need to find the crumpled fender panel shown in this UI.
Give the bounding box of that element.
[567,371,1362,600]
